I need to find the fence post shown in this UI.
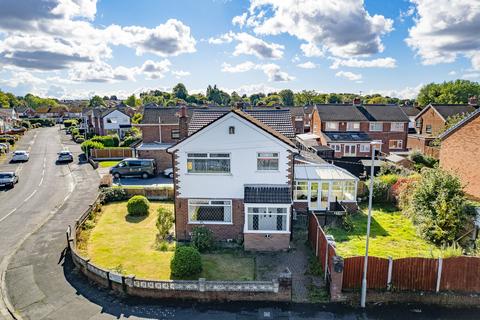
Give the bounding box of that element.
[436,257,443,293]
[108,148,111,159]
[387,256,393,290]
[315,226,319,257]
[199,278,206,292]
[324,243,329,281]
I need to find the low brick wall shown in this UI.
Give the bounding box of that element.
[68,195,292,302]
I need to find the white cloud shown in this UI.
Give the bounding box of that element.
[300,43,323,57]
[370,83,424,99]
[232,12,248,28]
[69,62,136,83]
[297,61,316,69]
[0,70,46,87]
[291,54,300,63]
[335,71,362,81]
[406,0,480,70]
[329,57,397,69]
[461,72,480,79]
[242,0,393,58]
[220,83,280,96]
[448,71,457,76]
[139,59,171,79]
[220,61,294,81]
[209,32,284,59]
[221,61,256,73]
[171,70,191,78]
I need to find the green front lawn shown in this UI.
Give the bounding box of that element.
[326,204,448,259]
[82,201,254,280]
[98,160,119,168]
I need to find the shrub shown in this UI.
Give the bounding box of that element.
[29,118,54,127]
[409,150,438,171]
[0,137,15,145]
[191,226,214,252]
[101,187,128,202]
[120,135,141,147]
[170,246,202,278]
[370,179,390,203]
[378,174,399,187]
[90,135,119,147]
[21,120,32,129]
[342,213,355,232]
[156,206,174,240]
[71,128,80,137]
[81,140,104,153]
[127,195,150,216]
[63,119,78,128]
[408,168,473,245]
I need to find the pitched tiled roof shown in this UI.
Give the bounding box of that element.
[358,105,409,122]
[289,106,305,117]
[315,104,369,121]
[141,105,214,124]
[439,108,480,140]
[188,108,295,138]
[400,106,421,117]
[432,104,476,120]
[323,131,372,142]
[244,184,292,204]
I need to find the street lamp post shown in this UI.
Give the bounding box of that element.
[360,140,382,308]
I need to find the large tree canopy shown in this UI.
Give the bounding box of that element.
[417,80,480,107]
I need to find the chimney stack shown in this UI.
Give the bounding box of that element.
[468,96,478,107]
[178,105,188,139]
[353,97,362,106]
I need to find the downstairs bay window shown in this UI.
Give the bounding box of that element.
[246,206,289,232]
[188,199,232,224]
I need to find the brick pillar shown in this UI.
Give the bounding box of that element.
[329,256,345,302]
[178,106,188,139]
[278,268,292,301]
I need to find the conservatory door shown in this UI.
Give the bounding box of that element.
[309,182,319,210]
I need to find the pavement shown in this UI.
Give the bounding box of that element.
[1,128,480,319]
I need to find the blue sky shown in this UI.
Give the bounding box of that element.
[0,0,478,99]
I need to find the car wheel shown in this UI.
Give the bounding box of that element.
[168,172,174,179]
[113,173,121,179]
[142,172,149,179]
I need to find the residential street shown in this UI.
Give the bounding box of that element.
[0,128,477,319]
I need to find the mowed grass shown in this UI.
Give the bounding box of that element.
[86,201,254,280]
[326,204,445,259]
[98,161,119,168]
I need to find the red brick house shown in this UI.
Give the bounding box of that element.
[408,100,478,154]
[167,109,297,251]
[439,108,480,200]
[310,101,409,158]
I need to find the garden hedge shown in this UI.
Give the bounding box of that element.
[170,246,202,278]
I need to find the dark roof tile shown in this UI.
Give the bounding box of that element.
[244,184,292,204]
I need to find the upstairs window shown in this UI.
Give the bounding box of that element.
[390,122,404,132]
[369,122,383,132]
[425,125,432,134]
[187,153,230,174]
[325,121,339,131]
[346,122,360,131]
[257,152,279,171]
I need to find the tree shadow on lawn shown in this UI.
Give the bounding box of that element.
[125,213,149,223]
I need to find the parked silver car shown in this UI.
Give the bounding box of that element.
[0,172,19,188]
[110,158,156,179]
[57,150,74,163]
[11,150,29,162]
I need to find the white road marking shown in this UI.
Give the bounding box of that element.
[24,190,37,202]
[38,176,44,187]
[0,209,17,223]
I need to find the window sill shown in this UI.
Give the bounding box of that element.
[244,230,291,234]
[185,173,233,176]
[188,222,233,225]
[255,170,280,173]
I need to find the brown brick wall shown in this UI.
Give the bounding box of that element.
[140,124,180,143]
[137,149,172,173]
[407,135,430,153]
[418,107,446,136]
[440,115,480,199]
[174,198,245,241]
[244,233,290,251]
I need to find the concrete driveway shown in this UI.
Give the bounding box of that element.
[97,166,173,187]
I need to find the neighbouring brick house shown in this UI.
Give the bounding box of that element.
[84,107,132,138]
[399,105,422,133]
[310,100,409,158]
[439,108,480,200]
[408,99,478,154]
[167,109,297,251]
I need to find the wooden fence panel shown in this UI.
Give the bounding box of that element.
[92,148,133,159]
[342,256,389,290]
[392,258,437,291]
[441,256,480,292]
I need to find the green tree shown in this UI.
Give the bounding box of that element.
[416,80,480,106]
[173,83,188,100]
[125,94,141,107]
[0,91,9,108]
[279,89,294,106]
[407,168,472,245]
[366,95,388,104]
[89,95,106,108]
[156,207,174,240]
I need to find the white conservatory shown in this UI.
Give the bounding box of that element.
[294,164,358,211]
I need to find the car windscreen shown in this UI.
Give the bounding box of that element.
[0,173,13,178]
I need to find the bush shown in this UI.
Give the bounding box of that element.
[91,135,119,147]
[370,179,390,203]
[29,118,55,127]
[71,128,80,137]
[191,226,214,252]
[409,151,438,171]
[120,135,141,147]
[81,140,104,153]
[21,120,32,129]
[407,168,473,245]
[0,137,15,145]
[378,162,412,176]
[63,119,78,128]
[127,195,150,216]
[101,187,128,202]
[170,246,202,278]
[156,206,174,240]
[378,174,399,187]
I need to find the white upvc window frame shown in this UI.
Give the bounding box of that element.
[325,121,339,131]
[257,152,279,171]
[369,122,383,132]
[188,199,233,224]
[186,152,231,174]
[294,180,309,202]
[389,139,403,150]
[390,122,404,132]
[359,144,370,153]
[330,144,341,152]
[346,122,360,131]
[244,204,291,234]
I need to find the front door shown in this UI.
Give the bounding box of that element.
[344,144,357,157]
